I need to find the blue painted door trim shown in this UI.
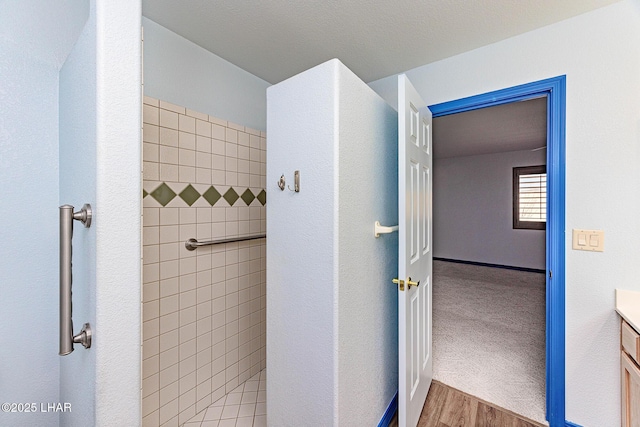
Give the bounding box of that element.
[429,76,566,427]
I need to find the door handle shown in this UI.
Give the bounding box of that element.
[392,277,420,291]
[59,203,93,356]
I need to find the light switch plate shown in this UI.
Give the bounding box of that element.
[572,229,604,252]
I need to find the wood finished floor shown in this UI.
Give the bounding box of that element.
[389,381,546,427]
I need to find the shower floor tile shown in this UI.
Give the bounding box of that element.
[183,369,266,427]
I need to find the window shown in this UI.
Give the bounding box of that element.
[513,165,546,230]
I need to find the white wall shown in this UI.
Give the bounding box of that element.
[267,59,398,426]
[433,149,546,270]
[0,2,88,426]
[369,1,640,425]
[142,17,270,131]
[93,1,142,425]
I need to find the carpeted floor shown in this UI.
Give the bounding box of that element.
[432,260,547,425]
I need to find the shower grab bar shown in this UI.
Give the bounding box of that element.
[185,234,266,251]
[59,204,92,356]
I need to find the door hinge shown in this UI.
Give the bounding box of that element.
[549,270,553,279]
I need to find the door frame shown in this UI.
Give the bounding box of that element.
[428,76,566,427]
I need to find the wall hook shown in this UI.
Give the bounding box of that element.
[277,174,286,191]
[288,170,300,192]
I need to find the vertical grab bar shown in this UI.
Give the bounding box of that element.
[59,204,93,356]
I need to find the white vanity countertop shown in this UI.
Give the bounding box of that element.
[616,289,640,333]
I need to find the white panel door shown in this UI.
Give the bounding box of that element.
[397,74,433,427]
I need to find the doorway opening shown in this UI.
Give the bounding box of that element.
[428,76,566,427]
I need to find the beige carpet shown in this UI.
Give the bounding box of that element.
[432,260,547,425]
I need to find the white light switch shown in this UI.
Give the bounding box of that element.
[572,229,604,252]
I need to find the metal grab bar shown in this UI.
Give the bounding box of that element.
[59,204,92,356]
[185,234,266,251]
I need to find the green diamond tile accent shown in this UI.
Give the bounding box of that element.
[241,189,255,206]
[179,184,201,206]
[223,187,239,206]
[202,186,222,206]
[150,182,176,207]
[143,189,148,198]
[256,189,266,206]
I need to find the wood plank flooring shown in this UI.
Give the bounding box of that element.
[389,381,547,427]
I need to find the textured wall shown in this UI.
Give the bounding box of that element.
[93,1,142,425]
[369,1,640,425]
[142,17,270,132]
[58,3,97,426]
[0,2,88,426]
[267,59,398,426]
[433,149,546,270]
[142,97,266,427]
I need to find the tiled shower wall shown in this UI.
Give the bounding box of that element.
[141,96,266,427]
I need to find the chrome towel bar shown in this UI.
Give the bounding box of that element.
[185,234,266,251]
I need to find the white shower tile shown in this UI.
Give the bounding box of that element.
[143,300,160,322]
[160,347,179,370]
[196,168,211,185]
[212,154,225,171]
[179,166,196,183]
[179,273,197,294]
[143,161,159,181]
[249,135,260,149]
[143,263,159,284]
[142,391,159,418]
[179,131,196,150]
[159,398,179,425]
[237,145,249,160]
[196,135,212,153]
[212,124,226,140]
[225,128,238,143]
[144,281,160,304]
[160,363,180,389]
[160,100,185,114]
[144,95,159,107]
[159,163,179,182]
[179,224,197,241]
[209,114,226,125]
[227,122,244,132]
[180,338,197,361]
[142,373,158,397]
[160,294,179,316]
[160,109,179,130]
[160,312,180,335]
[159,329,179,353]
[180,208,197,224]
[186,108,208,121]
[143,354,160,379]
[179,148,196,167]
[143,245,160,265]
[180,289,197,309]
[159,127,179,147]
[143,318,160,340]
[196,119,212,137]
[143,123,159,143]
[212,138,225,155]
[179,114,196,133]
[143,104,159,125]
[180,357,197,380]
[160,225,179,244]
[237,131,249,147]
[143,142,159,162]
[196,152,212,169]
[180,323,197,344]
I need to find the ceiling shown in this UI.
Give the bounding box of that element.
[142,0,619,84]
[433,97,547,159]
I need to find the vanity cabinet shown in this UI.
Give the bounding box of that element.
[621,319,640,427]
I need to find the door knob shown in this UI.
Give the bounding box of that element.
[392,278,405,291]
[393,277,419,291]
